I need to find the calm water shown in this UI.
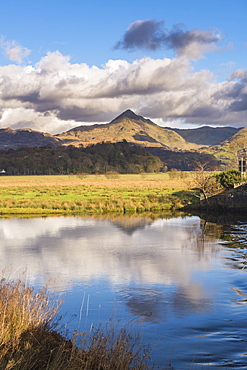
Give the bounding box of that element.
[1,214,247,368]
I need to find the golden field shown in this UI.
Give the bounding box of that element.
[0,173,199,216]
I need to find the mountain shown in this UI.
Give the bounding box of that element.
[171,126,241,146]
[0,110,243,171]
[57,109,200,150]
[0,128,62,150]
[0,110,241,152]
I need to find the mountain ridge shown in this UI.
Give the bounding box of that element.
[0,109,245,171]
[0,128,62,150]
[172,126,241,146]
[57,109,200,150]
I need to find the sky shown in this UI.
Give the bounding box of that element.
[0,0,247,134]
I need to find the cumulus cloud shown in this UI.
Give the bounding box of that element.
[228,68,247,82]
[114,19,220,58]
[0,50,247,133]
[0,36,31,64]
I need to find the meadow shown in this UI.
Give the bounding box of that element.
[0,172,199,216]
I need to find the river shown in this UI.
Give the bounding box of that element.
[1,213,247,368]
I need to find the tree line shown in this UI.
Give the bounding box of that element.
[0,141,163,175]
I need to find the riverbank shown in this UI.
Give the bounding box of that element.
[186,181,247,212]
[0,173,199,215]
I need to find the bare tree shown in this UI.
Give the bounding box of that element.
[192,161,221,206]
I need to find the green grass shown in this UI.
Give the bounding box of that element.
[0,174,199,215]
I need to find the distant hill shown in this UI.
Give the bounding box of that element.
[206,127,247,167]
[171,126,241,145]
[57,109,200,150]
[0,128,62,150]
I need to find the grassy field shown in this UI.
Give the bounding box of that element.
[0,173,199,216]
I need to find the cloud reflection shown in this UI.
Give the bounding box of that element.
[0,215,223,322]
[0,216,218,291]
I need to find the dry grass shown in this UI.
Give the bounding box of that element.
[0,275,151,369]
[0,173,194,190]
[0,278,59,348]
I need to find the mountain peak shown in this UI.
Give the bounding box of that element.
[111,109,146,123]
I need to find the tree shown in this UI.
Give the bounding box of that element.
[192,161,220,206]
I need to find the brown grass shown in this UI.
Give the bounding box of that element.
[0,173,194,190]
[0,275,151,369]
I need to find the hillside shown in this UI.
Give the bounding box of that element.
[146,147,223,171]
[0,141,162,175]
[57,110,200,150]
[0,128,62,150]
[172,126,241,145]
[204,127,247,168]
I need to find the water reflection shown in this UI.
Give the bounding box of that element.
[0,215,219,331]
[1,214,247,367]
[198,214,247,272]
[0,215,218,290]
[120,285,212,323]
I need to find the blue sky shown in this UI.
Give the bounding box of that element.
[0,0,247,133]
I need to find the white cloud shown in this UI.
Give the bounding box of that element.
[0,50,246,133]
[0,36,31,64]
[0,107,77,134]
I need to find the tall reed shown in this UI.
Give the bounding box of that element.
[0,277,59,348]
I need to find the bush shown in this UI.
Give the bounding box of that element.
[77,172,89,179]
[105,171,120,179]
[217,170,242,188]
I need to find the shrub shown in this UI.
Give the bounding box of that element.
[217,170,242,188]
[77,172,89,179]
[105,171,120,179]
